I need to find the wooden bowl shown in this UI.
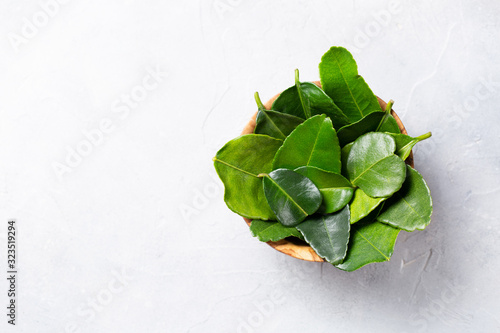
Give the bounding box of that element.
[241,81,414,262]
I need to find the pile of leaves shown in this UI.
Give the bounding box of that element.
[213,47,432,271]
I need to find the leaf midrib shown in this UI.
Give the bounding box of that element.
[322,216,337,260]
[351,155,393,184]
[356,230,389,261]
[332,52,364,119]
[305,122,323,167]
[396,139,417,157]
[296,82,311,118]
[213,158,259,178]
[266,176,308,216]
[262,111,287,139]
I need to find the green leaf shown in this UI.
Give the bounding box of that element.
[335,219,400,271]
[347,132,406,197]
[387,132,432,161]
[213,134,283,220]
[250,219,304,242]
[341,142,353,178]
[379,115,401,134]
[296,206,350,265]
[350,189,386,224]
[319,46,381,123]
[271,70,350,129]
[273,114,341,173]
[261,168,322,227]
[337,111,386,147]
[254,110,304,140]
[377,165,433,231]
[295,166,354,214]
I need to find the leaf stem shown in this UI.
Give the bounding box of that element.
[416,132,432,141]
[375,99,394,132]
[295,68,300,85]
[254,92,265,111]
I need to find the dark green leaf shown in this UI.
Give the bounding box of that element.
[337,111,386,146]
[273,114,341,173]
[213,134,282,220]
[297,206,350,265]
[271,70,350,129]
[254,110,304,140]
[377,165,433,231]
[261,168,322,227]
[319,46,381,122]
[347,132,406,197]
[250,219,304,242]
[336,219,400,271]
[349,189,386,224]
[387,132,432,161]
[295,166,354,214]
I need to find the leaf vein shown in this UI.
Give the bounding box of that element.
[356,230,389,261]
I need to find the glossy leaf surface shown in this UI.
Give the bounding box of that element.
[250,219,304,242]
[336,220,400,271]
[213,134,282,220]
[254,110,304,140]
[271,70,350,129]
[347,132,406,197]
[319,46,381,122]
[297,206,350,265]
[295,166,354,214]
[349,189,386,224]
[388,132,432,161]
[262,169,322,227]
[273,114,341,173]
[377,165,433,231]
[341,142,353,178]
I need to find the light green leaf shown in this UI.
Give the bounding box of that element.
[250,220,304,242]
[272,114,341,173]
[319,46,381,122]
[377,165,433,231]
[347,132,406,197]
[213,134,282,220]
[336,220,400,271]
[350,189,386,224]
[295,166,354,214]
[297,206,350,265]
[387,132,432,161]
[378,114,401,134]
[271,70,350,129]
[261,168,322,227]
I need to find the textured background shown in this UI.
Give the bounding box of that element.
[1,1,499,332]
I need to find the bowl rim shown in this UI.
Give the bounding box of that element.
[241,81,413,262]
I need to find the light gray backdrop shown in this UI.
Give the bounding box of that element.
[0,1,499,332]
